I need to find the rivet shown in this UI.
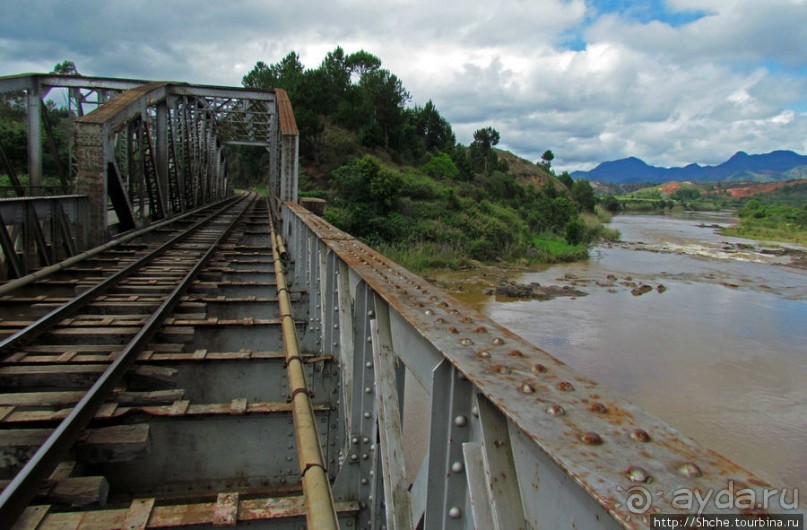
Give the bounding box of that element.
[581,432,603,445]
[361,478,369,485]
[350,454,358,462]
[367,310,375,318]
[334,324,339,329]
[436,317,447,324]
[471,406,479,417]
[588,402,608,414]
[631,429,651,442]
[626,466,651,483]
[365,387,372,394]
[448,507,461,519]
[366,362,373,369]
[362,436,369,443]
[366,336,372,343]
[546,404,566,416]
[460,338,473,345]
[362,453,369,460]
[509,349,524,357]
[495,365,511,375]
[451,461,464,473]
[364,411,371,419]
[454,415,468,427]
[352,437,360,444]
[518,383,536,394]
[533,363,547,373]
[556,381,575,392]
[474,326,487,333]
[493,337,505,345]
[425,310,433,316]
[478,351,491,359]
[448,327,459,334]
[677,463,702,478]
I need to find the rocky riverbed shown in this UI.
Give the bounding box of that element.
[429,237,807,304]
[605,239,807,270]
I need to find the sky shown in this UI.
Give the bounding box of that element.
[1,0,806,171]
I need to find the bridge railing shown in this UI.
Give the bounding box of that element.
[282,201,803,529]
[0,195,88,280]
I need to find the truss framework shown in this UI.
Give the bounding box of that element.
[0,74,299,251]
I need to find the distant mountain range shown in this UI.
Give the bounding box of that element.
[572,150,807,184]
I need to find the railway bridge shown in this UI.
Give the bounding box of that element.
[0,74,802,529]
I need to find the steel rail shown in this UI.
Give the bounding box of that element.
[269,204,339,530]
[0,194,245,357]
[0,194,240,297]
[0,193,257,526]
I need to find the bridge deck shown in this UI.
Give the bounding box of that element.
[0,195,802,528]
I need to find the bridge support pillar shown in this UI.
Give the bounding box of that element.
[74,122,107,247]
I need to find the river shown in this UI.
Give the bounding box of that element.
[440,212,807,493]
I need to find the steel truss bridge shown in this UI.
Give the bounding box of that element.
[0,73,802,529]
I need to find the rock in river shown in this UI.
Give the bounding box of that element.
[496,279,588,300]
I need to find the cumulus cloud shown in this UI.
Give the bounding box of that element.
[1,0,805,171]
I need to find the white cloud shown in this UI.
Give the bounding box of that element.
[0,0,805,171]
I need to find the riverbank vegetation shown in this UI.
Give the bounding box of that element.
[599,180,806,246]
[720,200,807,245]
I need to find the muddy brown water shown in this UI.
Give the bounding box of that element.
[439,212,807,494]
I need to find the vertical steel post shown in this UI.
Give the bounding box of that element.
[156,102,170,214]
[26,88,43,190]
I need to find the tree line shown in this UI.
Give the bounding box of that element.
[236,47,530,184]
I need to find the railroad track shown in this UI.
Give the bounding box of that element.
[0,194,351,528]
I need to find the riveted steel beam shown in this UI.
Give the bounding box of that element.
[282,200,806,529]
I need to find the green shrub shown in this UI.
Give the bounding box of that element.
[468,238,496,260]
[421,151,459,179]
[564,219,588,245]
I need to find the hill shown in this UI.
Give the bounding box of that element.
[495,148,563,189]
[573,150,807,184]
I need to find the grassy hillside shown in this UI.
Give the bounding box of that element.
[300,124,616,272]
